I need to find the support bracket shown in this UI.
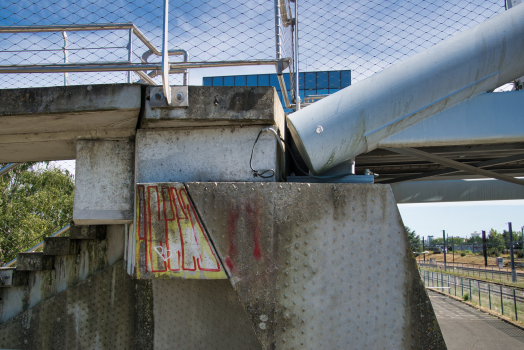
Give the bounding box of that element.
[149,86,188,108]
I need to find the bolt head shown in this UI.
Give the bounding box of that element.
[153,92,164,101]
[316,125,323,134]
[175,92,185,102]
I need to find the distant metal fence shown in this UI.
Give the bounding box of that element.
[0,1,506,99]
[419,261,524,284]
[421,269,524,322]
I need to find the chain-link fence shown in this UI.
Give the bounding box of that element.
[0,1,507,92]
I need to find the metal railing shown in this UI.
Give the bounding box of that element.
[2,225,70,268]
[419,261,524,284]
[0,0,297,108]
[421,269,524,322]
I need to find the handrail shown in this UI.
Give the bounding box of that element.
[0,22,294,107]
[0,163,20,176]
[2,224,70,268]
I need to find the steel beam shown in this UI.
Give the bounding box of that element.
[287,5,524,174]
[381,152,524,183]
[392,178,524,203]
[385,147,524,186]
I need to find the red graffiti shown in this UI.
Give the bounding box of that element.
[225,210,240,271]
[245,203,262,261]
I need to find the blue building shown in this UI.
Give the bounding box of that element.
[203,70,351,113]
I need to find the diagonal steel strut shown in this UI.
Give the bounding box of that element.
[385,148,524,186]
[380,152,524,184]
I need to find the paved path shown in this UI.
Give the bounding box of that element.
[428,290,524,349]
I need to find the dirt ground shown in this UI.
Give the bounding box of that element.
[418,252,524,270]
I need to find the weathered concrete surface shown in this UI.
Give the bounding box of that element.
[133,183,227,279]
[0,262,153,350]
[16,253,54,271]
[142,86,285,133]
[152,279,261,350]
[186,182,446,350]
[136,127,281,183]
[69,223,106,240]
[74,139,135,224]
[0,268,29,287]
[43,237,79,256]
[0,84,140,162]
[0,227,125,323]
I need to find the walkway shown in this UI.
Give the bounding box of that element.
[428,290,524,349]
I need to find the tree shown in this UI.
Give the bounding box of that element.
[0,162,74,265]
[405,226,421,252]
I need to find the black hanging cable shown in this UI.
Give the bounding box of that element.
[250,126,360,181]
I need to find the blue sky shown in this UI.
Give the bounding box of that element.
[398,200,524,239]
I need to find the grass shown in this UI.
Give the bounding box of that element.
[420,252,524,269]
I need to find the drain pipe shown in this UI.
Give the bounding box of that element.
[287,5,524,174]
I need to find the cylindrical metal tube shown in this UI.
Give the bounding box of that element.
[287,5,524,174]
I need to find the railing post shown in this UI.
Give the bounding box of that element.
[294,0,300,111]
[461,277,463,296]
[500,285,504,315]
[469,279,471,300]
[478,281,481,306]
[61,31,69,86]
[488,283,491,310]
[513,288,518,320]
[127,27,133,83]
[161,0,171,105]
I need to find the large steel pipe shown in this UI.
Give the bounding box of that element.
[287,4,524,174]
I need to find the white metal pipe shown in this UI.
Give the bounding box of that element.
[287,5,524,174]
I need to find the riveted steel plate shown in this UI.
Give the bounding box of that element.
[134,183,227,279]
[186,182,446,350]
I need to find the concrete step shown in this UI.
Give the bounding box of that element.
[43,237,79,256]
[69,222,106,240]
[16,252,54,271]
[0,268,29,287]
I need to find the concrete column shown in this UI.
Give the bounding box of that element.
[73,139,135,225]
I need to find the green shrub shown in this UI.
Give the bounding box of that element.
[433,250,441,254]
[488,247,502,257]
[517,250,524,259]
[460,252,466,257]
[463,293,469,301]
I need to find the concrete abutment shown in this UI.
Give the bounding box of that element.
[0,84,446,349]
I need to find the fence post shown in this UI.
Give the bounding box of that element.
[488,283,491,310]
[127,27,133,84]
[514,288,518,321]
[500,285,504,315]
[478,281,481,306]
[461,277,463,296]
[469,279,472,301]
[448,274,450,294]
[454,276,456,296]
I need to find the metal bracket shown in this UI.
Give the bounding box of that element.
[149,86,189,108]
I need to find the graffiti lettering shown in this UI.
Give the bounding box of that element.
[135,183,226,279]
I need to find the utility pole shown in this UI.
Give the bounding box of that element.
[482,230,487,267]
[422,236,425,262]
[452,235,455,263]
[509,222,516,282]
[443,230,446,271]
